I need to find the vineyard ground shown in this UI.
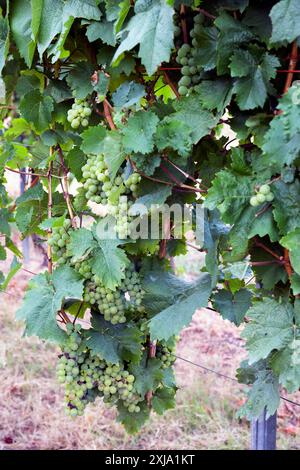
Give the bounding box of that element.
[0,247,300,450]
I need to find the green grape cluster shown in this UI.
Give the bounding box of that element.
[74,259,93,280]
[56,324,142,417]
[250,184,274,207]
[176,13,205,96]
[48,219,72,264]
[108,195,134,239]
[83,265,145,325]
[81,154,110,204]
[67,98,92,129]
[124,172,141,198]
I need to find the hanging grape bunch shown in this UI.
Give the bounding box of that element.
[82,264,145,325]
[250,184,274,207]
[48,219,72,264]
[56,324,142,417]
[176,13,205,96]
[67,98,92,129]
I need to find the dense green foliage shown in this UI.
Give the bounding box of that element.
[1,0,300,433]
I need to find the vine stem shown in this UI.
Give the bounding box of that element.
[163,71,180,99]
[180,5,188,44]
[47,157,53,274]
[254,238,283,261]
[5,166,63,179]
[57,145,77,228]
[280,41,298,278]
[104,99,116,130]
[283,41,299,94]
[195,8,217,20]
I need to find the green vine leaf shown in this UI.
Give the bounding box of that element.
[113,0,174,75]
[16,266,84,343]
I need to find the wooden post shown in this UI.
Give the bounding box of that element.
[251,409,277,450]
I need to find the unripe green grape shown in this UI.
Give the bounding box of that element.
[71,119,80,129]
[81,119,89,127]
[265,192,274,202]
[194,13,205,24]
[182,65,191,75]
[256,193,266,203]
[178,85,188,96]
[259,184,271,195]
[250,196,260,207]
[180,57,188,66]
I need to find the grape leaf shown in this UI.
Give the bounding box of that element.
[196,79,234,113]
[20,90,54,133]
[241,298,294,364]
[193,26,217,71]
[272,180,300,234]
[152,387,176,415]
[0,256,21,291]
[271,346,300,393]
[102,132,126,180]
[69,228,96,261]
[129,353,164,396]
[281,229,300,275]
[87,314,143,364]
[171,94,219,145]
[113,0,174,75]
[66,62,94,99]
[112,81,146,109]
[80,126,107,154]
[10,0,36,67]
[270,0,300,44]
[91,239,130,290]
[155,118,193,158]
[131,153,161,177]
[0,10,9,74]
[231,50,279,110]
[117,401,150,434]
[149,273,211,341]
[122,110,159,154]
[86,20,116,46]
[16,266,84,343]
[237,360,280,420]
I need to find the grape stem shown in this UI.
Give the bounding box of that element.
[276,41,298,278]
[103,99,116,130]
[162,71,180,99]
[195,8,217,20]
[58,309,71,324]
[254,238,283,261]
[5,166,63,179]
[180,5,189,44]
[47,157,53,274]
[145,338,157,406]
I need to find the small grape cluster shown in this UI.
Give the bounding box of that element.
[156,341,177,369]
[83,265,145,325]
[176,13,205,96]
[48,219,72,264]
[250,184,274,207]
[56,324,142,417]
[67,98,92,129]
